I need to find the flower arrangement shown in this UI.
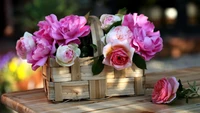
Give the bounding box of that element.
[152,77,200,104]
[16,14,91,71]
[16,8,163,76]
[92,8,163,75]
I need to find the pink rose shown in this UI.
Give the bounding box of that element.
[27,38,54,71]
[100,14,121,30]
[33,14,59,44]
[122,13,163,61]
[102,26,133,44]
[56,43,80,66]
[102,40,135,70]
[52,15,90,45]
[152,77,179,104]
[16,32,36,59]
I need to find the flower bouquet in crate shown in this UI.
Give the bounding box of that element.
[91,8,163,97]
[16,9,163,101]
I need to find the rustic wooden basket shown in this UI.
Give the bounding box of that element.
[42,16,145,101]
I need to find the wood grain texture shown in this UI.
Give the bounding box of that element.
[2,86,200,113]
[2,67,200,113]
[71,58,81,81]
[89,79,106,99]
[145,66,200,89]
[3,66,200,113]
[89,16,104,57]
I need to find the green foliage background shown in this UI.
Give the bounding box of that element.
[16,0,92,33]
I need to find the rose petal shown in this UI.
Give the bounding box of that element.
[164,93,177,103]
[168,77,179,94]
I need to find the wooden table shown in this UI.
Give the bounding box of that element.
[2,66,200,113]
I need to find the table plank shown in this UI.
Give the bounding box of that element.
[2,66,200,113]
[145,66,200,88]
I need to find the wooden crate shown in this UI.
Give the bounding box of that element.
[42,16,145,102]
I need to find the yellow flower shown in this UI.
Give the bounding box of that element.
[8,57,19,72]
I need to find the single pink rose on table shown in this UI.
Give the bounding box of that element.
[101,26,133,44]
[27,38,54,71]
[102,40,135,70]
[100,14,121,30]
[152,77,179,104]
[56,43,80,66]
[16,32,36,59]
[53,15,90,45]
[122,13,163,61]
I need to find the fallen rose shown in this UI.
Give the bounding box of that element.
[151,77,179,104]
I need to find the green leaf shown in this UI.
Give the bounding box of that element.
[188,93,199,98]
[183,89,193,94]
[187,81,197,92]
[92,55,104,75]
[90,44,97,53]
[197,87,200,92]
[132,53,147,69]
[117,7,127,15]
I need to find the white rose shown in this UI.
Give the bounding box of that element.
[56,43,80,66]
[104,26,133,44]
[100,14,121,30]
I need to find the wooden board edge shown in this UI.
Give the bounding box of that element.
[1,94,36,113]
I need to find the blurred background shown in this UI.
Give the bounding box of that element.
[1,0,200,112]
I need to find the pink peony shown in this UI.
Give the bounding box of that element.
[33,14,59,44]
[52,15,90,45]
[102,26,133,44]
[16,32,36,59]
[122,13,163,61]
[15,13,91,71]
[102,40,135,70]
[56,43,80,66]
[152,77,179,104]
[100,14,121,30]
[27,38,54,71]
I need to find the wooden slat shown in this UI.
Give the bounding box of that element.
[134,76,144,95]
[54,83,63,101]
[79,57,93,66]
[89,16,104,57]
[71,58,81,81]
[125,64,144,78]
[114,69,126,78]
[46,57,60,67]
[51,67,70,75]
[89,79,106,99]
[106,78,135,96]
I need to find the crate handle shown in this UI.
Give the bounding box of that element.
[88,16,104,57]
